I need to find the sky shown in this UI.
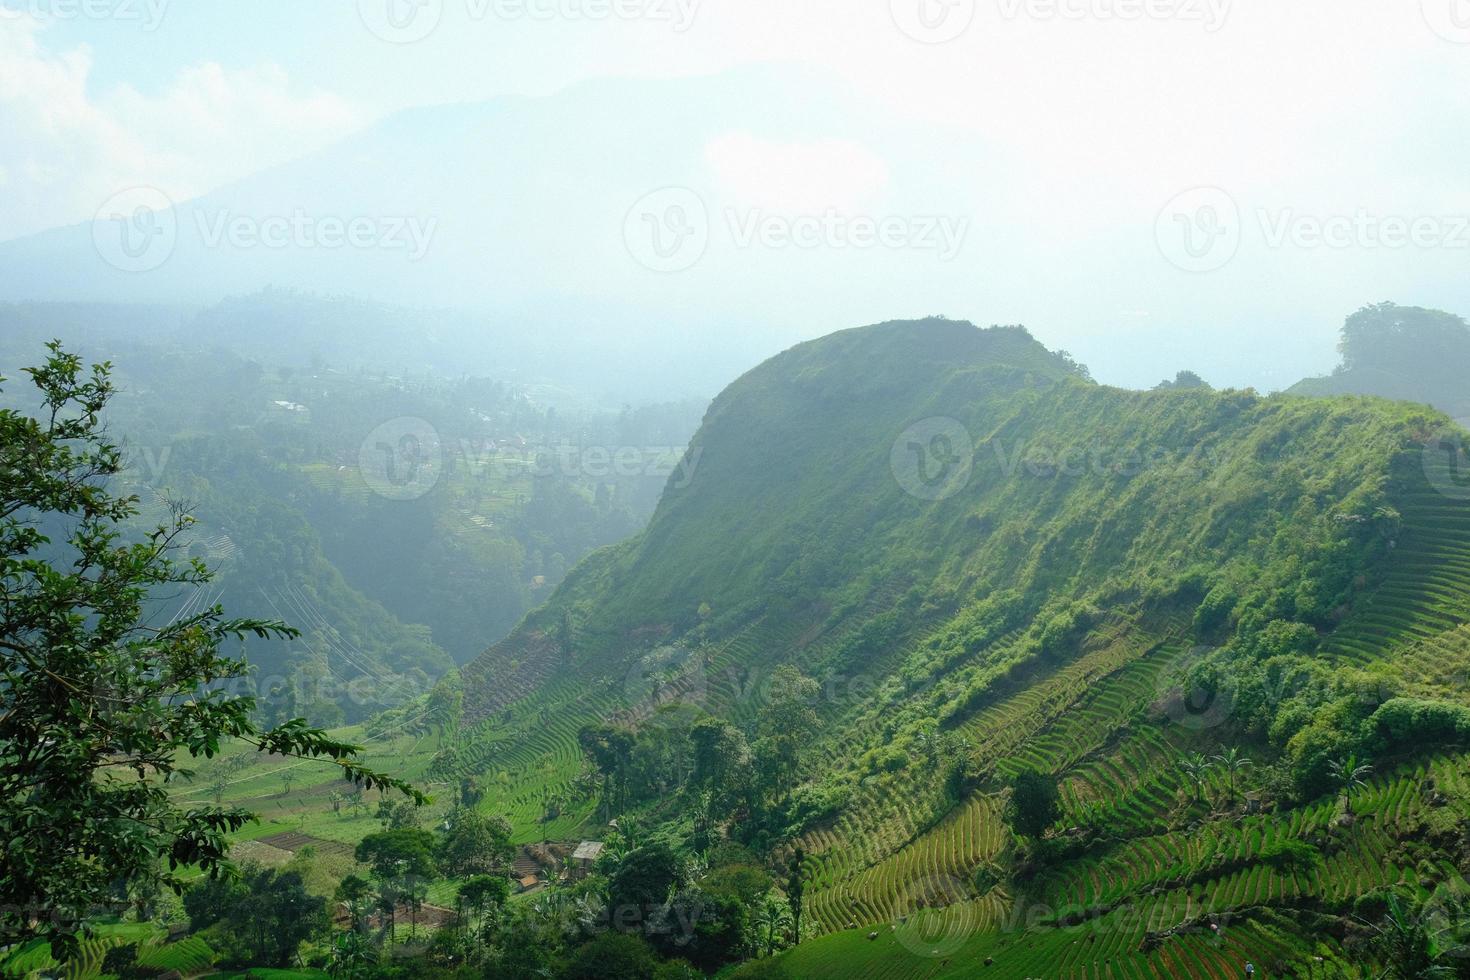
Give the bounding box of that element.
[2,0,1469,391]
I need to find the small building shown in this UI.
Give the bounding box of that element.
[569,841,604,880]
[517,873,540,893]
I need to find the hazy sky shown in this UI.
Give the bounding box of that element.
[3,0,1469,390]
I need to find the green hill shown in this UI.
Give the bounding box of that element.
[438,317,1470,975]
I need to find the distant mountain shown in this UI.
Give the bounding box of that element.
[1289,302,1470,422]
[0,66,995,400]
[437,316,1470,974]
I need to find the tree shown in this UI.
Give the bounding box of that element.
[1366,892,1465,979]
[1213,746,1252,800]
[753,667,820,805]
[438,811,515,878]
[753,894,793,957]
[355,828,438,940]
[579,724,637,814]
[222,867,328,967]
[335,874,374,934]
[280,768,298,796]
[348,790,368,818]
[1179,753,1214,804]
[610,842,681,919]
[785,847,805,944]
[1004,769,1061,842]
[460,874,511,940]
[422,675,463,748]
[1329,753,1374,805]
[0,345,423,958]
[327,928,378,980]
[562,931,660,980]
[328,790,346,815]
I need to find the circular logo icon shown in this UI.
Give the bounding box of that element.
[1422,0,1470,43]
[357,0,443,43]
[891,417,974,501]
[1423,422,1470,501]
[358,417,443,500]
[624,645,707,713]
[1156,186,1241,273]
[1156,645,1232,730]
[891,0,976,43]
[623,187,709,273]
[93,186,177,273]
[892,875,979,958]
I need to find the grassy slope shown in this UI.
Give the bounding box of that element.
[167,319,1470,976]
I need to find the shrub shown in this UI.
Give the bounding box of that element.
[1368,698,1470,751]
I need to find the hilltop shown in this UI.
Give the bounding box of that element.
[439,316,1470,974]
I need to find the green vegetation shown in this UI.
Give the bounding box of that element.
[9,311,1470,977]
[0,345,419,960]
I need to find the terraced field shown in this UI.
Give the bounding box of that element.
[776,444,1470,975]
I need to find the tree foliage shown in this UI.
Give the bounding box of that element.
[0,344,423,958]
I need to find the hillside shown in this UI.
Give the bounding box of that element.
[325,317,1470,974]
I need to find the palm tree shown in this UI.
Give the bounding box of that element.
[1213,747,1252,800]
[1179,753,1214,803]
[1329,754,1374,806]
[1365,893,1464,978]
[753,895,793,957]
